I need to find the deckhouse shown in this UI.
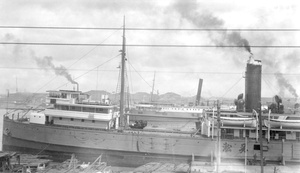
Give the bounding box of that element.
[29,90,118,130]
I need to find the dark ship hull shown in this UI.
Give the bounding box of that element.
[4,118,300,167]
[3,133,197,167]
[2,119,212,167]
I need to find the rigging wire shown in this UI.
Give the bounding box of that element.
[126,50,135,104]
[127,60,152,89]
[218,77,243,99]
[55,53,121,90]
[262,74,277,96]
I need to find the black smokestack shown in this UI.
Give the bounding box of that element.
[245,57,261,112]
[35,56,78,85]
[195,78,203,106]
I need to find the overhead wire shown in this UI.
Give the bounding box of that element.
[1,25,300,31]
[2,25,299,99]
[2,66,300,76]
[1,42,300,48]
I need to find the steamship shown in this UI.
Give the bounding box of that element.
[2,24,300,167]
[128,101,204,131]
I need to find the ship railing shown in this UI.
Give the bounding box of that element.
[4,109,31,122]
[51,124,111,131]
[128,128,201,137]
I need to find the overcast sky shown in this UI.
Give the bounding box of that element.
[0,0,299,100]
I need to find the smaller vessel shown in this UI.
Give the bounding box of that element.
[127,103,204,132]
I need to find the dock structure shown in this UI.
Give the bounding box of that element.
[0,152,15,172]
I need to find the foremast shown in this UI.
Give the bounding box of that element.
[120,16,127,128]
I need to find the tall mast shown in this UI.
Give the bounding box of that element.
[16,76,18,93]
[150,71,156,102]
[120,16,126,128]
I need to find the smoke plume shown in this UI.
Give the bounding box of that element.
[226,32,251,53]
[275,72,298,98]
[4,33,23,56]
[35,56,78,84]
[172,0,252,54]
[172,0,300,98]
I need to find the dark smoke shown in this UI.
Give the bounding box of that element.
[4,33,23,56]
[275,72,298,98]
[172,0,299,98]
[35,56,78,84]
[172,0,224,28]
[226,32,251,53]
[172,0,252,54]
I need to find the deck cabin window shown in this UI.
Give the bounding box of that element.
[49,92,60,98]
[81,119,84,122]
[71,94,78,99]
[61,105,69,110]
[96,108,103,113]
[83,107,95,113]
[71,118,74,121]
[61,93,67,98]
[59,117,62,120]
[70,106,81,112]
[96,108,109,113]
[50,99,56,104]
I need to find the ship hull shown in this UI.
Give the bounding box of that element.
[3,118,298,166]
[3,135,200,167]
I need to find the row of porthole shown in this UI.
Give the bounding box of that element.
[58,117,96,123]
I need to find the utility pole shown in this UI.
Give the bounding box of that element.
[217,100,221,173]
[244,137,247,173]
[258,102,264,173]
